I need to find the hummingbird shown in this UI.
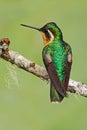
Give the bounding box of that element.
[21,22,72,102]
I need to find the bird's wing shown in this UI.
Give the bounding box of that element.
[64,53,72,90]
[42,52,66,97]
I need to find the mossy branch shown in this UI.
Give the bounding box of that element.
[0,38,87,98]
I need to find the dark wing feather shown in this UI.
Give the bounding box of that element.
[64,54,72,90]
[42,53,66,98]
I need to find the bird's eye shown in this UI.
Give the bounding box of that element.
[44,29,48,33]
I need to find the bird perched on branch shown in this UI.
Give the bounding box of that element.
[21,22,72,102]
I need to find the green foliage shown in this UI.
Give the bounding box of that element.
[0,0,87,130]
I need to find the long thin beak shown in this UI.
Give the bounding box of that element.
[20,24,40,31]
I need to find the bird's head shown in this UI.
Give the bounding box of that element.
[21,22,63,46]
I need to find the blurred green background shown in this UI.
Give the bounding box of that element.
[0,0,87,130]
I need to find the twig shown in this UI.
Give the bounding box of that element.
[0,38,87,98]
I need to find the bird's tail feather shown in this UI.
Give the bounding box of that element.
[50,82,64,102]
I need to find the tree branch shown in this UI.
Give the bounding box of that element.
[0,38,87,98]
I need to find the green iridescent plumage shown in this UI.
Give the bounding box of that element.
[45,41,72,81]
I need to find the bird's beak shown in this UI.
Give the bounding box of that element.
[20,24,40,31]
